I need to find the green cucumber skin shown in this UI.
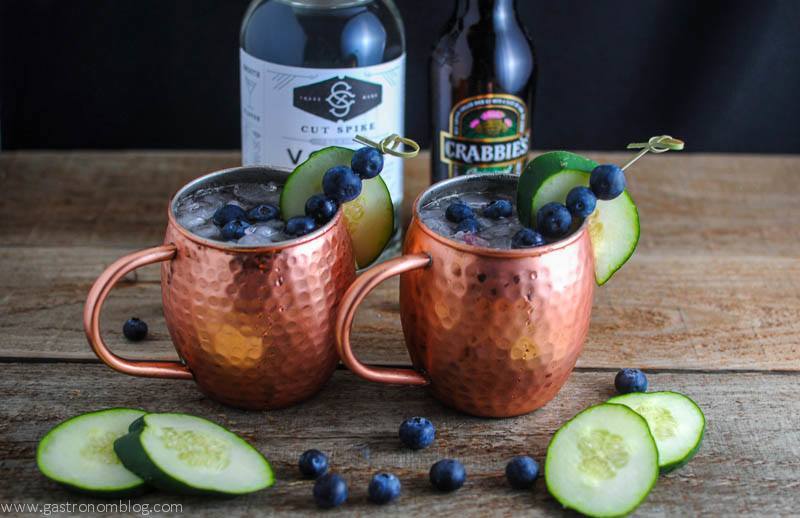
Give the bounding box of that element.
[518,150,640,285]
[37,407,150,498]
[113,429,207,496]
[280,145,394,268]
[279,146,354,218]
[517,151,599,226]
[658,431,704,473]
[608,391,706,473]
[128,415,146,433]
[114,413,274,497]
[545,403,659,518]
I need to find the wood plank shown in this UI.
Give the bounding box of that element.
[1,151,799,367]
[0,364,797,515]
[2,151,800,256]
[2,246,798,370]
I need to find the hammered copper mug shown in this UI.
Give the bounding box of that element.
[84,166,356,410]
[336,173,595,417]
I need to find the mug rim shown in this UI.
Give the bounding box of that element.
[166,165,342,254]
[411,173,590,258]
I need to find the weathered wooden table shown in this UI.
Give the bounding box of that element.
[1,151,798,516]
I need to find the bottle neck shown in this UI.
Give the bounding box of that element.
[457,0,516,28]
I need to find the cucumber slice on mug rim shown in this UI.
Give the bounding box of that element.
[545,403,659,518]
[517,151,640,285]
[280,146,395,268]
[608,391,705,473]
[114,413,274,496]
[36,408,149,497]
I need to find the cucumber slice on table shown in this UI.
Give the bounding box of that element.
[517,151,640,285]
[280,146,394,268]
[114,413,274,496]
[608,391,705,473]
[545,403,659,518]
[37,408,148,497]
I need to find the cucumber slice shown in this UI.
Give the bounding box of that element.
[114,413,274,496]
[517,151,599,226]
[545,403,658,517]
[280,146,394,268]
[607,391,705,473]
[37,408,148,497]
[517,151,640,285]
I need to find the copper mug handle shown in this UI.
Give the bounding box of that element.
[335,253,431,386]
[83,244,193,380]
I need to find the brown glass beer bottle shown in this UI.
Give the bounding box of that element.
[430,0,536,183]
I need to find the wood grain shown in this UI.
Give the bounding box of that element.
[3,151,799,254]
[2,246,798,369]
[2,151,799,515]
[2,152,800,369]
[1,364,798,516]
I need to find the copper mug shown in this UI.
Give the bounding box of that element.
[84,166,356,410]
[336,173,595,417]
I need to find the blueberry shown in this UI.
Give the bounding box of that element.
[212,204,247,227]
[445,201,474,223]
[590,164,626,200]
[368,472,401,504]
[399,416,436,450]
[304,194,339,225]
[313,473,348,509]
[505,456,539,489]
[247,203,280,222]
[565,186,597,218]
[351,147,384,179]
[511,228,546,249]
[298,449,329,479]
[482,199,513,219]
[429,459,466,492]
[285,216,317,237]
[536,202,572,238]
[322,166,362,203]
[456,218,480,234]
[221,219,251,240]
[614,368,648,394]
[122,318,148,341]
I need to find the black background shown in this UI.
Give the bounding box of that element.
[2,0,798,152]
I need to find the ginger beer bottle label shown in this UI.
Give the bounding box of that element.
[241,50,406,207]
[439,93,529,177]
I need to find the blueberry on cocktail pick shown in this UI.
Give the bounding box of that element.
[536,202,572,238]
[305,194,339,225]
[590,164,626,200]
[351,147,384,179]
[322,166,362,203]
[566,186,597,218]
